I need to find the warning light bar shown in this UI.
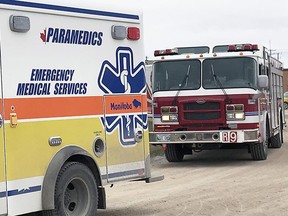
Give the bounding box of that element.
[228,44,259,52]
[154,48,178,56]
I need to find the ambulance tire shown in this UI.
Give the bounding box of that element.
[165,144,184,162]
[43,162,98,216]
[250,125,268,160]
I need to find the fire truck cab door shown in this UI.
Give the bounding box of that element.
[104,94,146,183]
[0,44,7,215]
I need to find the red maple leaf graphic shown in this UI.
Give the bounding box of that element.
[40,29,46,42]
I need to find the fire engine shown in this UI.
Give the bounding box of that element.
[149,43,286,162]
[0,0,162,215]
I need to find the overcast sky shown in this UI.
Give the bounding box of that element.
[120,0,288,67]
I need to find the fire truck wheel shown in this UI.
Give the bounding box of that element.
[165,144,184,162]
[269,133,282,148]
[250,127,268,160]
[43,162,98,216]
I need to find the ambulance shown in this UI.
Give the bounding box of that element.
[0,0,161,215]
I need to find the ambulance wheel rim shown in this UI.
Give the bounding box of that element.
[64,178,90,215]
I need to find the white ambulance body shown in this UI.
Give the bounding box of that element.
[0,0,157,215]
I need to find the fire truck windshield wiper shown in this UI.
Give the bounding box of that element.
[211,64,231,103]
[172,65,191,106]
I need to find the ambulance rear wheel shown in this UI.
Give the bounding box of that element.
[165,144,184,162]
[43,162,98,216]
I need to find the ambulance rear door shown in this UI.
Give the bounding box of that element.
[99,46,147,182]
[103,93,147,183]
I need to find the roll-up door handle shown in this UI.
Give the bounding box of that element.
[0,114,2,128]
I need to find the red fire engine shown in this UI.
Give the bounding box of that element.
[149,44,286,161]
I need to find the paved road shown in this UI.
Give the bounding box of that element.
[99,112,288,216]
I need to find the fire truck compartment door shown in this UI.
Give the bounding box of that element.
[0,43,7,215]
[104,94,146,183]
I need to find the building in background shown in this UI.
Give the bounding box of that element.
[283,68,288,92]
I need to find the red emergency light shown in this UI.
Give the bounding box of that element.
[154,48,178,56]
[127,27,140,40]
[228,44,259,52]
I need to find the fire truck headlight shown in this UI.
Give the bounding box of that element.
[161,115,170,121]
[161,114,178,122]
[235,112,245,120]
[226,113,234,120]
[169,114,178,122]
[161,106,178,122]
[226,104,245,121]
[226,112,245,120]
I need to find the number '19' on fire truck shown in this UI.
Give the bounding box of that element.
[0,0,163,215]
[149,44,286,162]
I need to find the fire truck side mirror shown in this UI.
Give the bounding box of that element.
[258,75,268,89]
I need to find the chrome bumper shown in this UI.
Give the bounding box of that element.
[149,129,259,144]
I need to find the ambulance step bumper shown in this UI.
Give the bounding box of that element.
[145,174,164,183]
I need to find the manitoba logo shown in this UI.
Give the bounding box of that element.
[40,27,103,46]
[98,47,147,146]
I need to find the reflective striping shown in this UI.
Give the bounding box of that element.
[2,95,147,120]
[108,168,144,179]
[101,168,145,180]
[2,96,103,120]
[0,185,41,198]
[0,191,6,198]
[1,168,142,198]
[0,0,139,20]
[245,111,259,116]
[106,161,145,181]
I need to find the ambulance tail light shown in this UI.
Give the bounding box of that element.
[154,48,178,56]
[127,27,140,40]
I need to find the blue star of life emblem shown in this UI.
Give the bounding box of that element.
[98,47,146,94]
[98,47,148,146]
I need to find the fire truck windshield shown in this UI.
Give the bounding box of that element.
[203,57,257,89]
[153,59,201,92]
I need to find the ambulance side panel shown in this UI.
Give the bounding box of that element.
[0,1,148,215]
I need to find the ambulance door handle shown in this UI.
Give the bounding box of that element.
[0,114,2,128]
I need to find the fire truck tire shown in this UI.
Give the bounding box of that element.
[165,144,184,162]
[250,141,268,160]
[250,125,268,160]
[43,162,98,216]
[269,133,282,148]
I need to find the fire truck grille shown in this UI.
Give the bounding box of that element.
[183,102,221,120]
[184,102,220,110]
[184,112,220,120]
